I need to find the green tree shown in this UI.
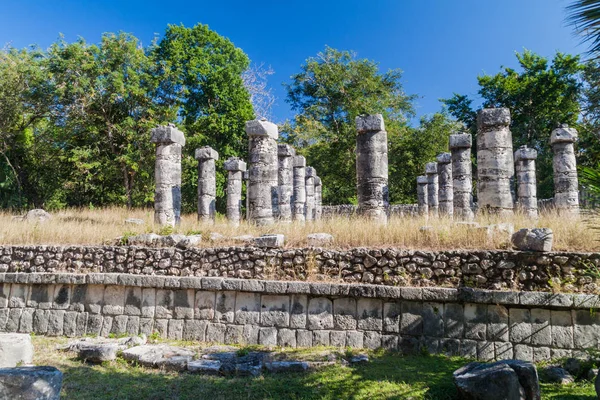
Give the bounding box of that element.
[283,46,415,204]
[442,50,583,199]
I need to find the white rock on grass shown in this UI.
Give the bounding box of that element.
[511,228,553,252]
[124,218,144,225]
[253,234,285,248]
[0,333,34,368]
[121,344,195,371]
[187,359,221,374]
[307,233,334,246]
[0,366,62,400]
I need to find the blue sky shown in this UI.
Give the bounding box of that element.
[0,0,583,124]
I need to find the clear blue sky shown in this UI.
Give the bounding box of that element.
[0,0,583,124]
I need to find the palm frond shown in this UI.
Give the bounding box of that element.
[567,0,600,57]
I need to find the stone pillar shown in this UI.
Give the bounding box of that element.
[245,119,279,226]
[355,114,389,223]
[477,108,514,216]
[449,133,474,221]
[551,124,579,214]
[314,176,322,220]
[436,153,453,217]
[277,144,296,222]
[416,175,428,216]
[195,146,218,223]
[224,157,247,226]
[305,167,316,221]
[292,156,306,222]
[151,124,185,227]
[514,145,538,218]
[425,162,439,217]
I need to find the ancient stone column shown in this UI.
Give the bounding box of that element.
[551,124,579,214]
[514,145,538,218]
[292,156,306,222]
[151,124,185,227]
[416,175,428,216]
[477,108,514,216]
[277,144,296,222]
[195,146,218,223]
[224,157,247,226]
[436,153,453,217]
[245,119,279,226]
[314,176,322,220]
[449,133,474,221]
[305,167,316,221]
[355,114,389,223]
[425,162,439,217]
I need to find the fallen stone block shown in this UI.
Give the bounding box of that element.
[307,233,334,246]
[187,359,221,374]
[77,343,120,363]
[0,333,34,368]
[540,366,573,385]
[254,234,285,248]
[511,228,553,252]
[121,344,195,371]
[264,361,309,373]
[124,218,144,225]
[0,366,62,400]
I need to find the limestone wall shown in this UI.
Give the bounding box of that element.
[1,245,599,293]
[1,273,599,361]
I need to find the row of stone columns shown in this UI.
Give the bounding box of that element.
[150,120,323,227]
[416,107,580,220]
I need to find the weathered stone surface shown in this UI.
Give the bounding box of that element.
[292,156,307,222]
[195,146,218,223]
[436,153,453,217]
[307,233,334,246]
[224,157,247,226]
[416,175,428,216]
[425,162,439,217]
[0,333,34,368]
[277,144,296,222]
[22,209,52,223]
[121,344,195,371]
[551,125,579,214]
[77,343,120,363]
[152,125,184,227]
[511,229,553,252]
[514,145,538,218]
[540,366,574,385]
[253,234,284,248]
[305,167,316,221]
[0,366,63,400]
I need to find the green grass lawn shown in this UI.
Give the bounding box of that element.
[32,336,597,400]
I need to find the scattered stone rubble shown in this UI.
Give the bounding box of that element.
[0,366,63,400]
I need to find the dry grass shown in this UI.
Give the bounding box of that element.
[0,207,598,251]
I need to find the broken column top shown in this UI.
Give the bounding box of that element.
[417,175,428,184]
[245,118,278,139]
[449,133,472,149]
[314,176,322,186]
[477,108,511,129]
[224,157,247,172]
[151,123,186,146]
[436,152,452,164]
[514,145,538,161]
[425,162,438,174]
[194,146,219,161]
[306,167,316,177]
[278,144,296,157]
[293,156,306,168]
[355,114,385,133]
[550,124,578,145]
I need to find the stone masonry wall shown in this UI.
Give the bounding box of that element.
[1,273,599,362]
[1,246,599,294]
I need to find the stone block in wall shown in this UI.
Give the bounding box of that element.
[9,284,28,308]
[290,295,307,329]
[183,320,207,341]
[206,323,226,343]
[75,312,87,337]
[513,344,533,362]
[153,319,168,339]
[423,303,444,338]
[313,330,330,346]
[357,298,383,331]
[85,285,104,314]
[533,347,551,362]
[346,331,364,349]
[5,309,21,332]
[0,308,8,331]
[333,298,357,330]
[70,285,86,312]
[551,310,574,349]
[551,348,572,359]
[62,311,77,337]
[86,314,103,336]
[400,335,424,355]
[102,286,125,315]
[296,329,313,347]
[194,291,215,320]
[530,309,551,346]
[32,310,48,334]
[28,285,52,309]
[278,328,296,347]
[573,309,600,348]
[124,287,142,316]
[52,285,71,310]
[139,318,153,337]
[225,325,243,345]
[400,302,423,336]
[242,324,259,345]
[141,288,156,318]
[444,303,463,339]
[155,290,174,319]
[126,316,139,336]
[18,308,33,333]
[477,341,494,361]
[0,283,9,308]
[214,291,235,323]
[508,308,531,344]
[495,341,513,360]
[383,302,401,333]
[460,339,478,359]
[330,331,346,348]
[235,292,261,325]
[308,298,333,330]
[381,335,398,351]
[486,305,508,342]
[440,339,460,356]
[259,327,277,346]
[111,315,128,336]
[260,295,290,327]
[173,289,194,319]
[47,310,64,336]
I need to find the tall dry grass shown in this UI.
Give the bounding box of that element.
[0,207,598,251]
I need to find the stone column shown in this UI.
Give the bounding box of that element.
[245,119,279,226]
[224,157,247,226]
[436,153,453,217]
[416,175,428,216]
[277,144,296,222]
[292,156,306,222]
[305,167,316,221]
[551,124,579,214]
[425,162,439,217]
[314,176,322,220]
[151,124,185,227]
[195,146,218,223]
[514,146,538,218]
[449,133,474,221]
[477,108,514,216]
[355,114,389,223]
